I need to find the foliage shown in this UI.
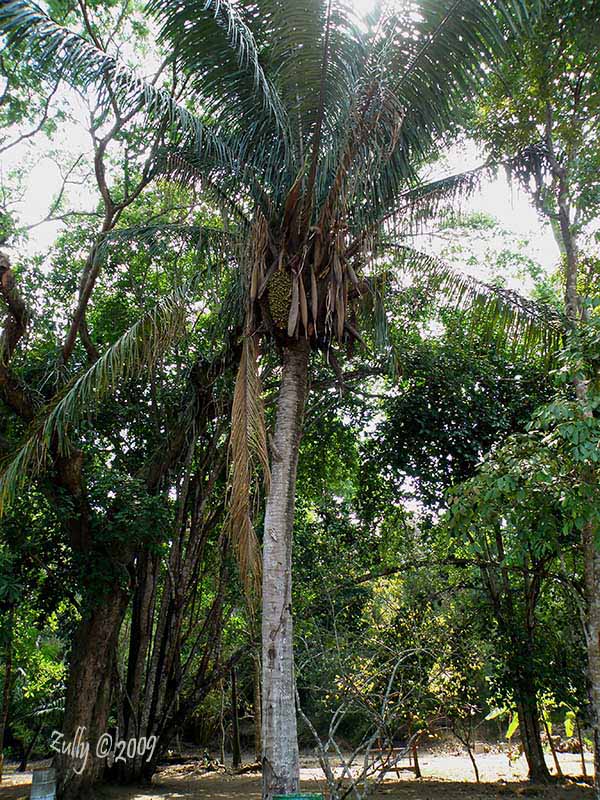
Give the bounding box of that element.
[474,0,600,252]
[1,0,597,787]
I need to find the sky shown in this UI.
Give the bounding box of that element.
[422,142,560,291]
[4,123,559,282]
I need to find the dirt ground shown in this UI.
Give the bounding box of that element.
[0,751,594,800]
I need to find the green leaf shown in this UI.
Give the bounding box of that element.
[506,713,519,740]
[564,711,576,739]
[485,706,507,721]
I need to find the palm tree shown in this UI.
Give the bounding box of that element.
[0,0,554,797]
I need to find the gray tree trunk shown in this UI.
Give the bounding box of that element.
[261,338,310,800]
[253,652,262,764]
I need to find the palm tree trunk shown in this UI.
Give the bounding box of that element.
[261,338,310,800]
[253,652,262,764]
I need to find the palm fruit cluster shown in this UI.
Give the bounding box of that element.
[267,268,292,329]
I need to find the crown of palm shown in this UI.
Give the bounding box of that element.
[1,0,537,227]
[0,0,546,345]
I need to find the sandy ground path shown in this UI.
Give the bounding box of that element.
[0,752,594,799]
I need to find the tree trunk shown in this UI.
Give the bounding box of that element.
[481,544,550,785]
[220,681,226,766]
[542,714,562,778]
[56,586,129,800]
[109,541,228,786]
[123,552,159,742]
[253,652,262,764]
[583,522,600,795]
[412,737,421,779]
[466,745,479,784]
[261,338,310,800]
[515,692,550,784]
[0,605,14,784]
[545,114,600,794]
[575,716,587,778]
[19,725,41,773]
[231,666,241,769]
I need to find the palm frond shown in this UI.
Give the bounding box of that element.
[31,697,65,717]
[96,222,235,262]
[251,0,366,175]
[389,245,564,357]
[225,336,270,607]
[0,0,232,166]
[343,164,495,254]
[300,0,335,237]
[147,0,292,160]
[393,166,492,230]
[334,0,542,234]
[158,146,272,222]
[0,287,189,514]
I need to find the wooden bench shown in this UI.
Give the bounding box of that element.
[372,736,421,779]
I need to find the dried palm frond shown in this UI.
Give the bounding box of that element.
[225,336,270,607]
[249,211,269,302]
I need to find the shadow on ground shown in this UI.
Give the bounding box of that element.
[0,754,594,800]
[94,773,594,800]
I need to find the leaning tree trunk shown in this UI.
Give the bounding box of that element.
[261,339,310,800]
[515,689,550,783]
[56,585,129,800]
[19,725,41,773]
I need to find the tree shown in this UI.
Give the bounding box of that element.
[473,1,600,789]
[363,312,553,514]
[0,606,14,783]
[0,177,241,797]
[0,485,74,778]
[0,1,550,797]
[358,323,560,781]
[289,297,559,778]
[445,432,583,782]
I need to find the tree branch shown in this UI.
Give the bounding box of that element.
[0,250,38,419]
[0,74,63,155]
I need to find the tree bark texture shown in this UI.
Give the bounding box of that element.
[515,691,550,783]
[261,338,310,800]
[56,586,129,800]
[253,652,262,764]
